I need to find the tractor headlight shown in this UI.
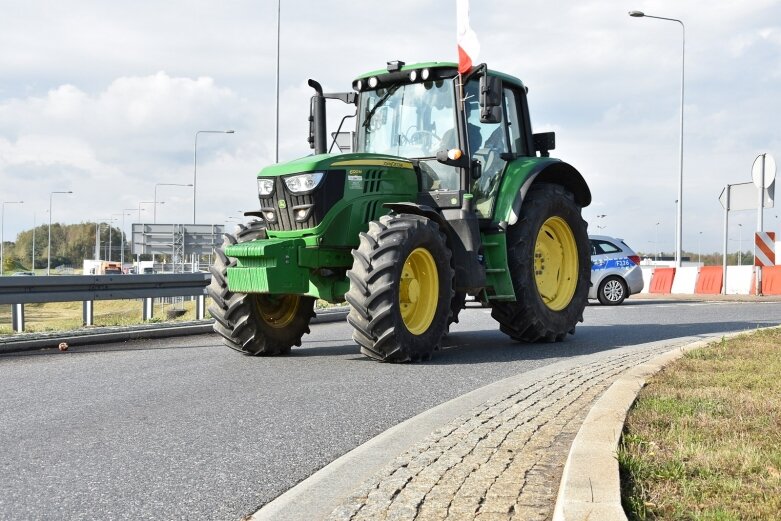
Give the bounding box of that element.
[257,178,275,196]
[284,172,324,193]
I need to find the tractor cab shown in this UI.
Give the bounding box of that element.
[349,61,541,221]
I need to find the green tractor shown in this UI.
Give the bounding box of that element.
[208,60,591,362]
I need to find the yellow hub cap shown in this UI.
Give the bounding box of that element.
[534,216,578,311]
[399,247,439,335]
[255,294,300,329]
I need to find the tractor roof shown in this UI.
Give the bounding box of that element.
[354,61,526,90]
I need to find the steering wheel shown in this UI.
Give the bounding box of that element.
[406,129,441,155]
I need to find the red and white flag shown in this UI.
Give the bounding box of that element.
[457,0,480,74]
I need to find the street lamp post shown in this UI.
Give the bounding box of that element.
[698,231,703,265]
[595,214,607,232]
[48,191,72,275]
[32,212,36,272]
[106,218,117,262]
[113,213,133,267]
[655,221,661,261]
[193,130,235,225]
[122,208,136,269]
[1,200,24,275]
[738,223,743,266]
[629,10,685,268]
[154,183,192,224]
[138,201,164,223]
[275,0,281,163]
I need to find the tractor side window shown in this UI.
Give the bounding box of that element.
[503,88,523,155]
[465,80,508,218]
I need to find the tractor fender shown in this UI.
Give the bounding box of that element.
[382,202,448,230]
[507,161,591,226]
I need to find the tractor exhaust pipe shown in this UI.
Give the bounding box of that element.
[308,79,327,155]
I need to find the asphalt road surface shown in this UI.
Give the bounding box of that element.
[2,299,779,520]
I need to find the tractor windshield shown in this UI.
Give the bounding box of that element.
[356,79,460,190]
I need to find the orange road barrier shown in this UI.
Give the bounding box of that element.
[759,266,781,295]
[695,266,723,294]
[649,267,676,294]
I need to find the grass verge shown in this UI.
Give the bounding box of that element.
[618,328,781,520]
[0,298,208,335]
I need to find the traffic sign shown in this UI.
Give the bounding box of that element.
[719,182,774,211]
[755,232,776,267]
[752,153,776,189]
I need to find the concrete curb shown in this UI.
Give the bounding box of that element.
[0,307,348,355]
[551,328,772,520]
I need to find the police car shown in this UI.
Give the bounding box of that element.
[589,235,644,305]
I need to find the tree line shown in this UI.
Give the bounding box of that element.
[1,222,132,272]
[2,222,762,273]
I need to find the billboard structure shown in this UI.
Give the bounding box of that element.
[131,223,224,272]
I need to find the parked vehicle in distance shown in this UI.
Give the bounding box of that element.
[589,235,644,305]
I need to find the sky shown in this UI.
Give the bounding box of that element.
[1,0,780,256]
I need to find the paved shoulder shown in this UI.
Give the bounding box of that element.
[251,335,718,521]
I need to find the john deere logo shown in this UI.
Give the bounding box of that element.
[278,200,287,209]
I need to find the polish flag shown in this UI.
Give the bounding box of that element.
[457,0,480,74]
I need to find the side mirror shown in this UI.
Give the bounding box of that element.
[479,75,502,124]
[533,132,556,157]
[436,148,470,168]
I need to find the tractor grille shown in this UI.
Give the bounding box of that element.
[258,171,346,231]
[362,169,384,193]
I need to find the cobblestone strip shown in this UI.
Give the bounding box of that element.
[327,344,687,521]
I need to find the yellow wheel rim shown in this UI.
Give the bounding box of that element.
[399,247,439,335]
[254,294,300,329]
[534,216,578,311]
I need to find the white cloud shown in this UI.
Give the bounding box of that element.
[0,0,779,256]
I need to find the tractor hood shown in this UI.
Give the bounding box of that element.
[258,152,414,177]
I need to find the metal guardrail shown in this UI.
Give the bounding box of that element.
[0,274,211,332]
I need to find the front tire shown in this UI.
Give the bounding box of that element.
[207,222,315,355]
[598,276,627,305]
[346,214,454,362]
[491,183,590,342]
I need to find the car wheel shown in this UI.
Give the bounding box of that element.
[598,276,627,305]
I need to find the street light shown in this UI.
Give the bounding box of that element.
[595,214,607,232]
[113,212,134,266]
[138,200,164,223]
[737,223,743,266]
[154,183,192,223]
[655,221,661,261]
[193,130,235,224]
[630,10,685,268]
[698,231,703,265]
[48,191,72,275]
[122,208,136,267]
[1,200,24,275]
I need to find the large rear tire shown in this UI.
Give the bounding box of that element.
[491,183,589,342]
[207,221,315,355]
[346,214,454,362]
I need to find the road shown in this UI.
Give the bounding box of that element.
[1,299,779,520]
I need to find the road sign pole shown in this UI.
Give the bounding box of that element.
[757,155,765,295]
[722,184,729,295]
